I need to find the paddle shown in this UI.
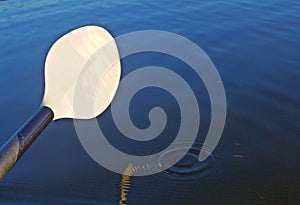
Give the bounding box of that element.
[0,26,121,180]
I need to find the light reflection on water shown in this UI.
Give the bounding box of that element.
[118,164,133,205]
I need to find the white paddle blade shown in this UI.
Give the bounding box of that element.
[43,26,121,120]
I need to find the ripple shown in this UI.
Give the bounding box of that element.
[145,142,221,180]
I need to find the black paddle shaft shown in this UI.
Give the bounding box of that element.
[0,106,54,180]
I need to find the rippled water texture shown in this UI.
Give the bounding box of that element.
[0,0,299,204]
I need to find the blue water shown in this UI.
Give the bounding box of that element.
[0,0,299,204]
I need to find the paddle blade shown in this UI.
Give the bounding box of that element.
[42,26,121,120]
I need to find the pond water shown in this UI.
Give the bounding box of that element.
[0,0,299,204]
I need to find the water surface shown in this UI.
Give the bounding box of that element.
[0,0,299,204]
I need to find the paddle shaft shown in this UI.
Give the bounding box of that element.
[0,106,54,180]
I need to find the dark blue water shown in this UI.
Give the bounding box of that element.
[0,0,299,204]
